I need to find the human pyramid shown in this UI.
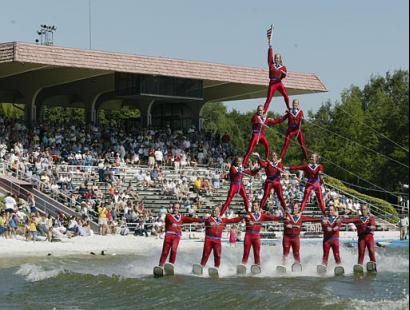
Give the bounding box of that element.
[154,26,378,279]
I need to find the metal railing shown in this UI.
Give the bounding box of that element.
[324,181,399,229]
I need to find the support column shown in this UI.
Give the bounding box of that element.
[85,93,100,124]
[23,88,43,125]
[191,101,206,131]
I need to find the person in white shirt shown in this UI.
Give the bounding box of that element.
[154,149,164,165]
[4,195,17,211]
[399,215,409,240]
[4,194,17,222]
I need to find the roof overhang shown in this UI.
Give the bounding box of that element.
[0,42,327,104]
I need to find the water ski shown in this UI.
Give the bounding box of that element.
[334,266,345,276]
[192,264,204,276]
[317,264,327,275]
[276,265,287,274]
[366,261,377,274]
[251,265,262,275]
[236,264,247,276]
[291,262,303,273]
[208,267,219,278]
[164,263,175,276]
[153,266,164,278]
[353,264,364,276]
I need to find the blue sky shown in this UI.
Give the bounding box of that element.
[1,0,409,114]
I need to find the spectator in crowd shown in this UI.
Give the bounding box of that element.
[399,214,409,240]
[98,204,108,236]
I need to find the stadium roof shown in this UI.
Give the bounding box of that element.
[0,42,326,103]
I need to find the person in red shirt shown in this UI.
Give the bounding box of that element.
[158,203,202,267]
[199,207,242,269]
[220,157,260,216]
[222,132,231,144]
[319,205,351,267]
[275,99,308,160]
[242,201,279,266]
[263,27,290,113]
[290,154,326,214]
[274,202,320,265]
[254,151,287,212]
[344,205,377,266]
[243,105,282,166]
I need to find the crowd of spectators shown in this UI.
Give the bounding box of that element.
[0,117,236,171]
[0,192,93,241]
[0,115,392,239]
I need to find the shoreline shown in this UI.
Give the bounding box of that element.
[0,231,403,259]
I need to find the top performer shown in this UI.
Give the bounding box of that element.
[263,25,290,113]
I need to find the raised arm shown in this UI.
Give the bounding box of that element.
[182,216,203,224]
[244,167,261,177]
[290,164,307,172]
[342,217,358,225]
[369,217,377,231]
[262,214,283,222]
[257,157,268,168]
[268,45,273,66]
[224,216,243,224]
[266,115,286,126]
[302,216,322,223]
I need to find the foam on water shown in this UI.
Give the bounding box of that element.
[13,240,409,281]
[6,244,408,309]
[16,263,64,282]
[351,295,409,310]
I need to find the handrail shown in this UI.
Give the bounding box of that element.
[324,180,398,229]
[0,177,67,217]
[2,164,99,222]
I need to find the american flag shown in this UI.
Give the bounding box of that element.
[267,24,274,37]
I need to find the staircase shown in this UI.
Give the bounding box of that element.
[0,174,99,233]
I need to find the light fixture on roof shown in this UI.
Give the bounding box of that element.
[35,24,57,46]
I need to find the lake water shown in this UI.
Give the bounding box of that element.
[0,240,408,309]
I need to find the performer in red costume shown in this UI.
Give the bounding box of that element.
[263,26,290,113]
[278,202,319,265]
[320,205,348,266]
[276,99,308,160]
[344,205,377,265]
[242,201,279,266]
[289,154,326,214]
[158,203,202,267]
[200,207,242,269]
[220,157,260,216]
[243,105,282,166]
[253,151,287,212]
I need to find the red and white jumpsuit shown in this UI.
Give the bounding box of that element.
[276,109,308,160]
[345,215,377,265]
[243,114,281,166]
[258,158,287,212]
[159,213,202,266]
[242,212,279,265]
[290,163,326,214]
[281,213,318,264]
[263,46,290,113]
[320,216,350,266]
[220,165,258,216]
[200,216,242,268]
